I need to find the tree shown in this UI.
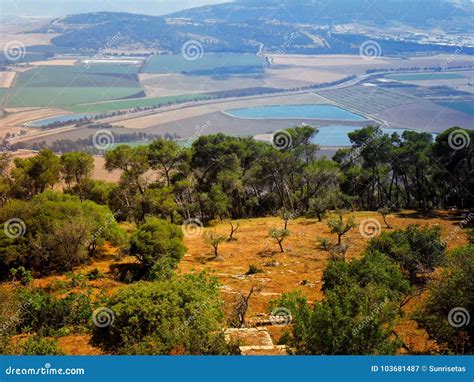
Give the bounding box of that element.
[378,207,392,228]
[148,139,190,186]
[309,192,340,222]
[91,274,233,355]
[367,225,446,283]
[228,222,240,241]
[206,232,227,258]
[269,228,290,253]
[67,178,116,205]
[105,145,152,222]
[11,149,61,198]
[416,245,473,354]
[60,151,94,190]
[328,211,356,246]
[129,217,186,279]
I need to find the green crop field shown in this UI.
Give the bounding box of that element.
[66,93,218,113]
[14,66,141,88]
[143,53,265,75]
[5,87,144,108]
[6,63,145,107]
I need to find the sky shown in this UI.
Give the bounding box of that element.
[0,0,231,18]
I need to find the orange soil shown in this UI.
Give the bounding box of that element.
[5,211,471,355]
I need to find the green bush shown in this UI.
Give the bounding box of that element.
[271,285,401,355]
[468,229,474,244]
[15,335,64,355]
[270,248,410,355]
[367,225,446,283]
[129,217,186,280]
[16,287,93,336]
[322,250,411,300]
[415,245,474,354]
[0,192,126,278]
[92,273,233,355]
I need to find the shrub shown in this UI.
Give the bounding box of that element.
[9,266,33,285]
[0,192,126,278]
[16,287,93,336]
[14,335,64,355]
[85,268,103,281]
[246,265,263,275]
[129,217,186,280]
[415,245,474,354]
[271,285,401,355]
[322,250,411,300]
[92,274,233,355]
[367,225,446,283]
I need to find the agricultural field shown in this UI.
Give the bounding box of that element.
[3,63,145,108]
[142,53,265,75]
[140,73,266,96]
[13,65,141,87]
[5,87,145,108]
[437,101,474,116]
[386,73,466,81]
[66,93,218,113]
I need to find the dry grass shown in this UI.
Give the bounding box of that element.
[2,211,469,355]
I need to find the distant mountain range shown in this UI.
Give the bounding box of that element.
[40,0,473,55]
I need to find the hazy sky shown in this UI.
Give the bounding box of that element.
[0,0,231,18]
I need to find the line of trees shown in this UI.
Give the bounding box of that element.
[1,125,472,225]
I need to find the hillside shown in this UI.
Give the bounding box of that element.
[22,211,471,355]
[41,0,473,55]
